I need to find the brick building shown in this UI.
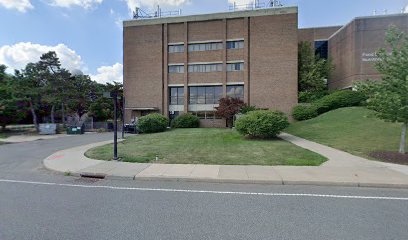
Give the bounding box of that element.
[299,13,408,89]
[123,6,408,126]
[123,7,298,127]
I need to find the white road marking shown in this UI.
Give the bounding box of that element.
[1,179,407,201]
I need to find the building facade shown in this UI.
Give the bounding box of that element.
[123,7,298,127]
[300,14,408,90]
[124,5,408,126]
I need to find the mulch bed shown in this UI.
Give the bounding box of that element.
[369,151,408,165]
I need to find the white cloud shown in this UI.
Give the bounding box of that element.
[0,42,83,72]
[404,4,408,13]
[125,0,188,14]
[90,63,123,84]
[0,0,33,12]
[47,0,103,9]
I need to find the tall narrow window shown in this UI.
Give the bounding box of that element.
[169,87,184,105]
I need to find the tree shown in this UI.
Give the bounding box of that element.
[14,63,45,132]
[298,41,334,93]
[0,65,25,131]
[356,26,408,154]
[215,97,245,128]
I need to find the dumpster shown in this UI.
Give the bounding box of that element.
[67,125,85,135]
[39,123,57,135]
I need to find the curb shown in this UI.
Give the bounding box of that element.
[43,140,408,189]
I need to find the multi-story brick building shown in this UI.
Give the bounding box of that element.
[299,13,408,90]
[123,5,408,127]
[123,7,298,127]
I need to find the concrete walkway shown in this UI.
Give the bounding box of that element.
[43,133,408,188]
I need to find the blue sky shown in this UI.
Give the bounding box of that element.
[1,0,408,83]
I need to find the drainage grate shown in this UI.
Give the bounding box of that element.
[80,172,106,179]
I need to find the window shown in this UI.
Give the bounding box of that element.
[226,85,244,100]
[188,42,223,52]
[168,65,184,73]
[190,111,220,120]
[168,44,184,53]
[188,64,222,73]
[315,40,328,59]
[189,86,223,104]
[169,87,184,105]
[227,62,244,72]
[226,40,244,49]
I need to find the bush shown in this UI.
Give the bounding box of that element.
[292,105,319,121]
[235,110,289,138]
[171,114,200,128]
[240,105,258,114]
[314,90,366,114]
[137,113,169,133]
[298,90,330,103]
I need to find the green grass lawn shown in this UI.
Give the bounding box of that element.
[285,107,407,159]
[85,128,327,166]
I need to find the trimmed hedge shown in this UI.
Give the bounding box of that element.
[292,90,367,121]
[298,90,330,103]
[137,113,169,133]
[292,105,319,121]
[171,114,200,128]
[235,110,289,138]
[314,90,366,114]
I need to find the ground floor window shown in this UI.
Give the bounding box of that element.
[189,86,223,104]
[189,111,221,120]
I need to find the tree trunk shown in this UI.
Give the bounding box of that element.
[1,124,5,132]
[29,100,39,133]
[50,105,55,124]
[399,122,407,154]
[61,102,65,127]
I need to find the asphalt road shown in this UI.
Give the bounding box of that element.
[0,133,408,240]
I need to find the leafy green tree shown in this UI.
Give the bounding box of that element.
[356,26,408,154]
[298,41,334,94]
[0,65,26,131]
[14,63,45,132]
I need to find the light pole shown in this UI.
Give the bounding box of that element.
[103,91,120,161]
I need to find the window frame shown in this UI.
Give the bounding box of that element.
[169,87,184,105]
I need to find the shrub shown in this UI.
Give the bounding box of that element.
[314,90,366,114]
[298,90,330,103]
[240,105,258,114]
[292,105,319,121]
[235,110,289,138]
[171,114,200,128]
[137,113,169,133]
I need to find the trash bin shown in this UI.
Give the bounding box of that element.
[66,125,85,135]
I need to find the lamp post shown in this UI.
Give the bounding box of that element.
[103,91,120,161]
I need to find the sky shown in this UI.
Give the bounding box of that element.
[1,0,408,84]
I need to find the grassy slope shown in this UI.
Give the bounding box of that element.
[86,128,327,166]
[286,107,406,158]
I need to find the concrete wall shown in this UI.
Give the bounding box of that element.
[298,26,342,43]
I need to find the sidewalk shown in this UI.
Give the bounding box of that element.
[43,133,408,188]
